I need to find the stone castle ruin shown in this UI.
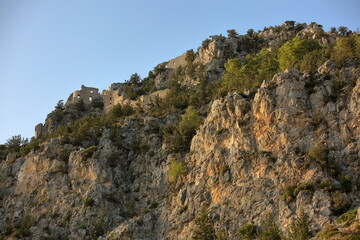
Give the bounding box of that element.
[65,84,169,112]
[66,85,101,105]
[64,54,185,112]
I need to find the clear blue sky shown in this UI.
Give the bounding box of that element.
[0,0,359,144]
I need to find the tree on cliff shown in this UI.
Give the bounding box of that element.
[192,207,216,240]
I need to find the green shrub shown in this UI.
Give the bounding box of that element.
[293,183,314,197]
[138,77,156,94]
[168,159,188,183]
[202,39,211,49]
[153,62,167,75]
[237,223,257,240]
[170,106,203,152]
[2,215,33,238]
[216,229,229,240]
[331,191,350,214]
[90,98,104,110]
[55,100,64,110]
[108,103,135,120]
[6,135,27,153]
[123,84,138,100]
[315,226,340,239]
[192,207,216,240]
[319,179,335,191]
[282,185,297,202]
[53,114,104,147]
[19,137,40,156]
[74,99,86,111]
[309,141,328,166]
[336,208,358,225]
[0,144,8,161]
[90,217,105,238]
[342,233,360,240]
[185,49,196,64]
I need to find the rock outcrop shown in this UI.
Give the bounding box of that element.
[1,22,359,240]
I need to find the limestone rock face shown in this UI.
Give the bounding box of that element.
[1,22,360,240]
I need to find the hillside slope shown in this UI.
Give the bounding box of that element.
[1,22,360,240]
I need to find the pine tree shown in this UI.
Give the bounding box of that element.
[192,207,216,240]
[288,209,311,240]
[257,214,282,240]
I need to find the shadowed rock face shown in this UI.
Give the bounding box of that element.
[1,22,360,240]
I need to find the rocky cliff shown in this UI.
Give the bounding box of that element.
[1,22,360,240]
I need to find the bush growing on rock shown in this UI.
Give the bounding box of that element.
[185,49,196,64]
[237,222,257,240]
[168,159,188,183]
[308,141,328,166]
[6,135,28,153]
[331,191,350,214]
[201,39,211,49]
[336,208,358,225]
[0,144,7,161]
[282,185,297,202]
[108,103,135,120]
[315,226,341,239]
[19,137,40,156]
[215,229,229,240]
[170,106,203,152]
[90,98,104,110]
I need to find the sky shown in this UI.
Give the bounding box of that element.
[0,0,359,144]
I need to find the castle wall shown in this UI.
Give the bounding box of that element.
[65,84,170,113]
[103,90,126,112]
[165,53,187,69]
[142,89,170,104]
[66,85,101,105]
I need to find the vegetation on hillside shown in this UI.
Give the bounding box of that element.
[1,22,359,240]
